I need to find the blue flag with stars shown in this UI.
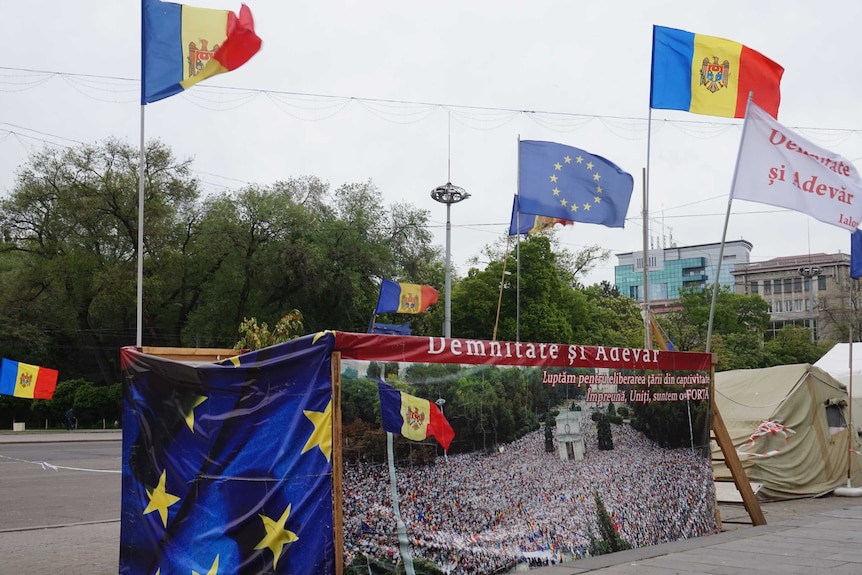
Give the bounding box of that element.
[517,140,634,228]
[119,332,336,575]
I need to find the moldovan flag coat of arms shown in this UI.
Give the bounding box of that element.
[142,0,262,104]
[732,102,862,232]
[378,380,454,451]
[0,358,58,399]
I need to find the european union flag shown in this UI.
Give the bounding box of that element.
[852,229,862,280]
[120,332,336,575]
[517,140,633,228]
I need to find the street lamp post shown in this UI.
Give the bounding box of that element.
[431,182,470,338]
[799,266,821,343]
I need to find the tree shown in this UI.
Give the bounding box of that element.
[596,414,614,450]
[589,491,631,556]
[0,138,199,383]
[452,235,590,343]
[234,310,304,350]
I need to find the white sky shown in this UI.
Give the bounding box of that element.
[2,0,862,286]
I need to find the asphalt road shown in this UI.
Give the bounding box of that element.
[0,440,122,531]
[3,435,862,575]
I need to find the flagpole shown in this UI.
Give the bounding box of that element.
[516,135,521,342]
[493,238,511,341]
[849,318,854,487]
[387,432,416,575]
[642,162,651,349]
[136,105,145,348]
[706,92,754,353]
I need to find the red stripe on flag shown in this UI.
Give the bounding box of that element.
[735,45,784,119]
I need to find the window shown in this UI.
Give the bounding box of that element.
[784,278,792,293]
[774,279,782,294]
[825,402,847,435]
[775,300,783,312]
[763,282,772,295]
[750,281,758,294]
[793,278,802,292]
[818,275,826,290]
[786,300,792,313]
[795,300,804,312]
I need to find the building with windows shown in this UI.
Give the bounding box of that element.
[731,252,853,342]
[614,240,752,312]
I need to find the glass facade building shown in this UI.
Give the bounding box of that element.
[615,240,753,304]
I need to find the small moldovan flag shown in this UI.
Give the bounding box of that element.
[0,358,58,399]
[378,380,454,451]
[374,279,439,315]
[651,25,783,119]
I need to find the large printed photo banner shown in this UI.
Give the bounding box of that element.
[334,333,716,571]
[120,331,714,574]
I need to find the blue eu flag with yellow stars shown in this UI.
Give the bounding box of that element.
[517,140,634,228]
[119,332,336,575]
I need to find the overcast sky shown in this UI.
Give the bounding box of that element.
[2,0,862,286]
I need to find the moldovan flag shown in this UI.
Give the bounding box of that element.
[732,102,862,232]
[378,380,454,451]
[0,358,58,399]
[374,279,439,315]
[142,0,262,104]
[651,25,783,119]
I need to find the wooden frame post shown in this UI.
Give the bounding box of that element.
[710,357,766,526]
[331,352,344,575]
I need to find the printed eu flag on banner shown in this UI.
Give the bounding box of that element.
[852,229,862,280]
[518,141,633,228]
[119,332,336,575]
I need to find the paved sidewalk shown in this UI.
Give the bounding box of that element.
[0,429,122,443]
[529,502,862,574]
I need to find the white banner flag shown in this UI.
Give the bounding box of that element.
[732,102,862,231]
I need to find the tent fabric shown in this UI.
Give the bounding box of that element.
[814,342,862,432]
[712,363,862,500]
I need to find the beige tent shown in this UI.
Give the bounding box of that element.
[814,342,862,432]
[712,363,862,499]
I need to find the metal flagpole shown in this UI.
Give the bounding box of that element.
[643,106,654,349]
[387,432,415,575]
[516,135,521,342]
[493,238,511,341]
[136,105,146,348]
[706,92,755,353]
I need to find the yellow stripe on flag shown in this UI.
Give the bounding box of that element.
[399,391,431,441]
[13,362,41,399]
[180,6,229,88]
[689,34,742,118]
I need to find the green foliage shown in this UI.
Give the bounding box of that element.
[544,415,555,452]
[596,415,613,450]
[607,402,616,416]
[588,491,632,556]
[234,310,304,350]
[616,406,629,418]
[629,394,707,449]
[764,325,832,365]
